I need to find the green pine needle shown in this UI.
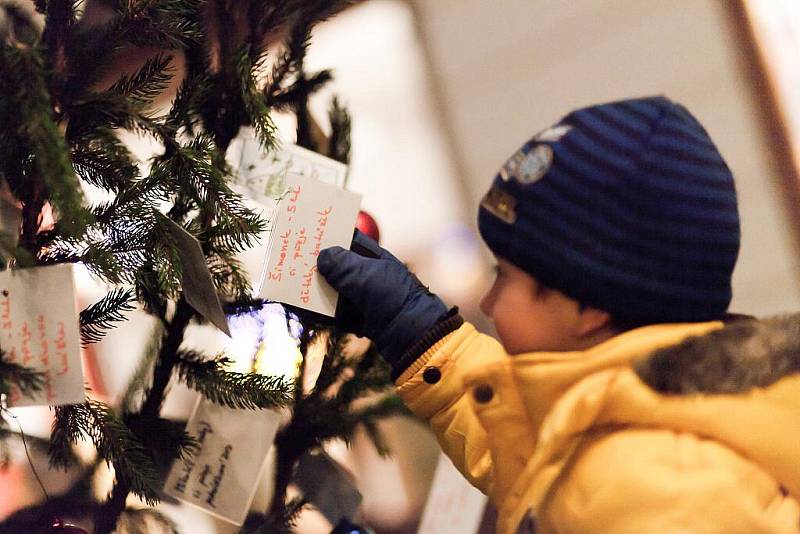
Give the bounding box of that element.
[108,54,175,105]
[0,350,45,398]
[70,129,140,192]
[50,400,163,505]
[79,287,136,346]
[175,351,293,410]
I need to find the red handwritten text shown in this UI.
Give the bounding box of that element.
[268,229,292,282]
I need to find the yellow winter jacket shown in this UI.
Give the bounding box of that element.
[396,318,800,533]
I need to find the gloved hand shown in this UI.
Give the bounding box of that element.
[317,231,449,366]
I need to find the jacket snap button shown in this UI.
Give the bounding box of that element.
[422,366,441,384]
[473,384,494,404]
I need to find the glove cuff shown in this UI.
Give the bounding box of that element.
[390,307,464,381]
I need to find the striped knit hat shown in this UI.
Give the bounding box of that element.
[478,96,740,323]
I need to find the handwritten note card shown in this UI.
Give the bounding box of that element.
[417,452,488,534]
[1,264,84,407]
[164,398,281,525]
[226,132,352,298]
[260,173,361,316]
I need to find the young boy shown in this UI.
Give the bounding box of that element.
[317,97,800,533]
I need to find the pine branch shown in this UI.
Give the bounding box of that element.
[262,0,349,103]
[0,350,44,397]
[203,208,268,255]
[49,400,162,504]
[205,251,252,301]
[70,129,140,192]
[95,298,195,534]
[333,343,394,405]
[108,53,175,105]
[79,287,136,346]
[236,44,277,150]
[123,412,198,471]
[63,88,165,143]
[328,96,351,165]
[121,327,163,413]
[134,264,170,318]
[175,351,292,410]
[0,39,90,244]
[268,69,332,112]
[64,0,201,99]
[43,0,78,107]
[164,70,212,136]
[268,334,400,520]
[39,234,123,283]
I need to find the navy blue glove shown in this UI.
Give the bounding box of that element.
[317,231,448,366]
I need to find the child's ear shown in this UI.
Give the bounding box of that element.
[576,306,613,338]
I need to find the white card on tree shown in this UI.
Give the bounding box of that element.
[230,134,348,207]
[417,452,488,534]
[160,215,230,336]
[226,132,350,296]
[164,397,281,525]
[1,263,85,407]
[259,173,361,316]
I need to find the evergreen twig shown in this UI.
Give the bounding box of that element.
[79,287,136,346]
[0,350,45,398]
[49,400,163,503]
[175,351,292,410]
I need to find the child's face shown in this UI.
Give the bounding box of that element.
[480,257,588,355]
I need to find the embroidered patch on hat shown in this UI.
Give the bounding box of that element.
[499,145,553,184]
[534,124,573,142]
[481,184,517,224]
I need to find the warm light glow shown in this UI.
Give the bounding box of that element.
[223,302,303,381]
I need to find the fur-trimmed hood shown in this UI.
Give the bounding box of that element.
[397,319,800,533]
[636,314,800,395]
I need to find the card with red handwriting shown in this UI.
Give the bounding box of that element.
[0,264,85,407]
[226,133,351,296]
[259,173,361,316]
[417,452,488,534]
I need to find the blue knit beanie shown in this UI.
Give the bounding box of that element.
[478,96,740,323]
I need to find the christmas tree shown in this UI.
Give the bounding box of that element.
[0,1,406,532]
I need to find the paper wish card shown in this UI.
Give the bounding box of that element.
[229,134,348,207]
[260,173,361,316]
[226,133,351,296]
[1,263,85,407]
[163,397,281,525]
